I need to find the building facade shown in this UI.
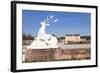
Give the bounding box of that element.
[65,34,80,43]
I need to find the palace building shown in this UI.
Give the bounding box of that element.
[65,34,80,43]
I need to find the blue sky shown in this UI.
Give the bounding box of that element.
[22,10,91,37]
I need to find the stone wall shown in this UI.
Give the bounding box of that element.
[25,49,56,62]
[25,48,90,62]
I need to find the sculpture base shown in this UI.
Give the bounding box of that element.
[27,32,58,49]
[27,37,58,49]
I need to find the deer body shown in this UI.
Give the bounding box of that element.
[27,15,58,49]
[38,22,49,37]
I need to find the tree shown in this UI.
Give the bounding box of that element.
[23,33,34,40]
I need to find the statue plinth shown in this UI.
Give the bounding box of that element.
[27,34,58,49]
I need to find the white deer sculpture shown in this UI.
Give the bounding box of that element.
[27,15,58,49]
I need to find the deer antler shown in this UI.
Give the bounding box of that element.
[43,15,58,24]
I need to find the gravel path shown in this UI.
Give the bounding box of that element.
[58,43,90,49]
[23,44,90,49]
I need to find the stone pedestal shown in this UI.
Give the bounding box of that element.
[25,48,56,62]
